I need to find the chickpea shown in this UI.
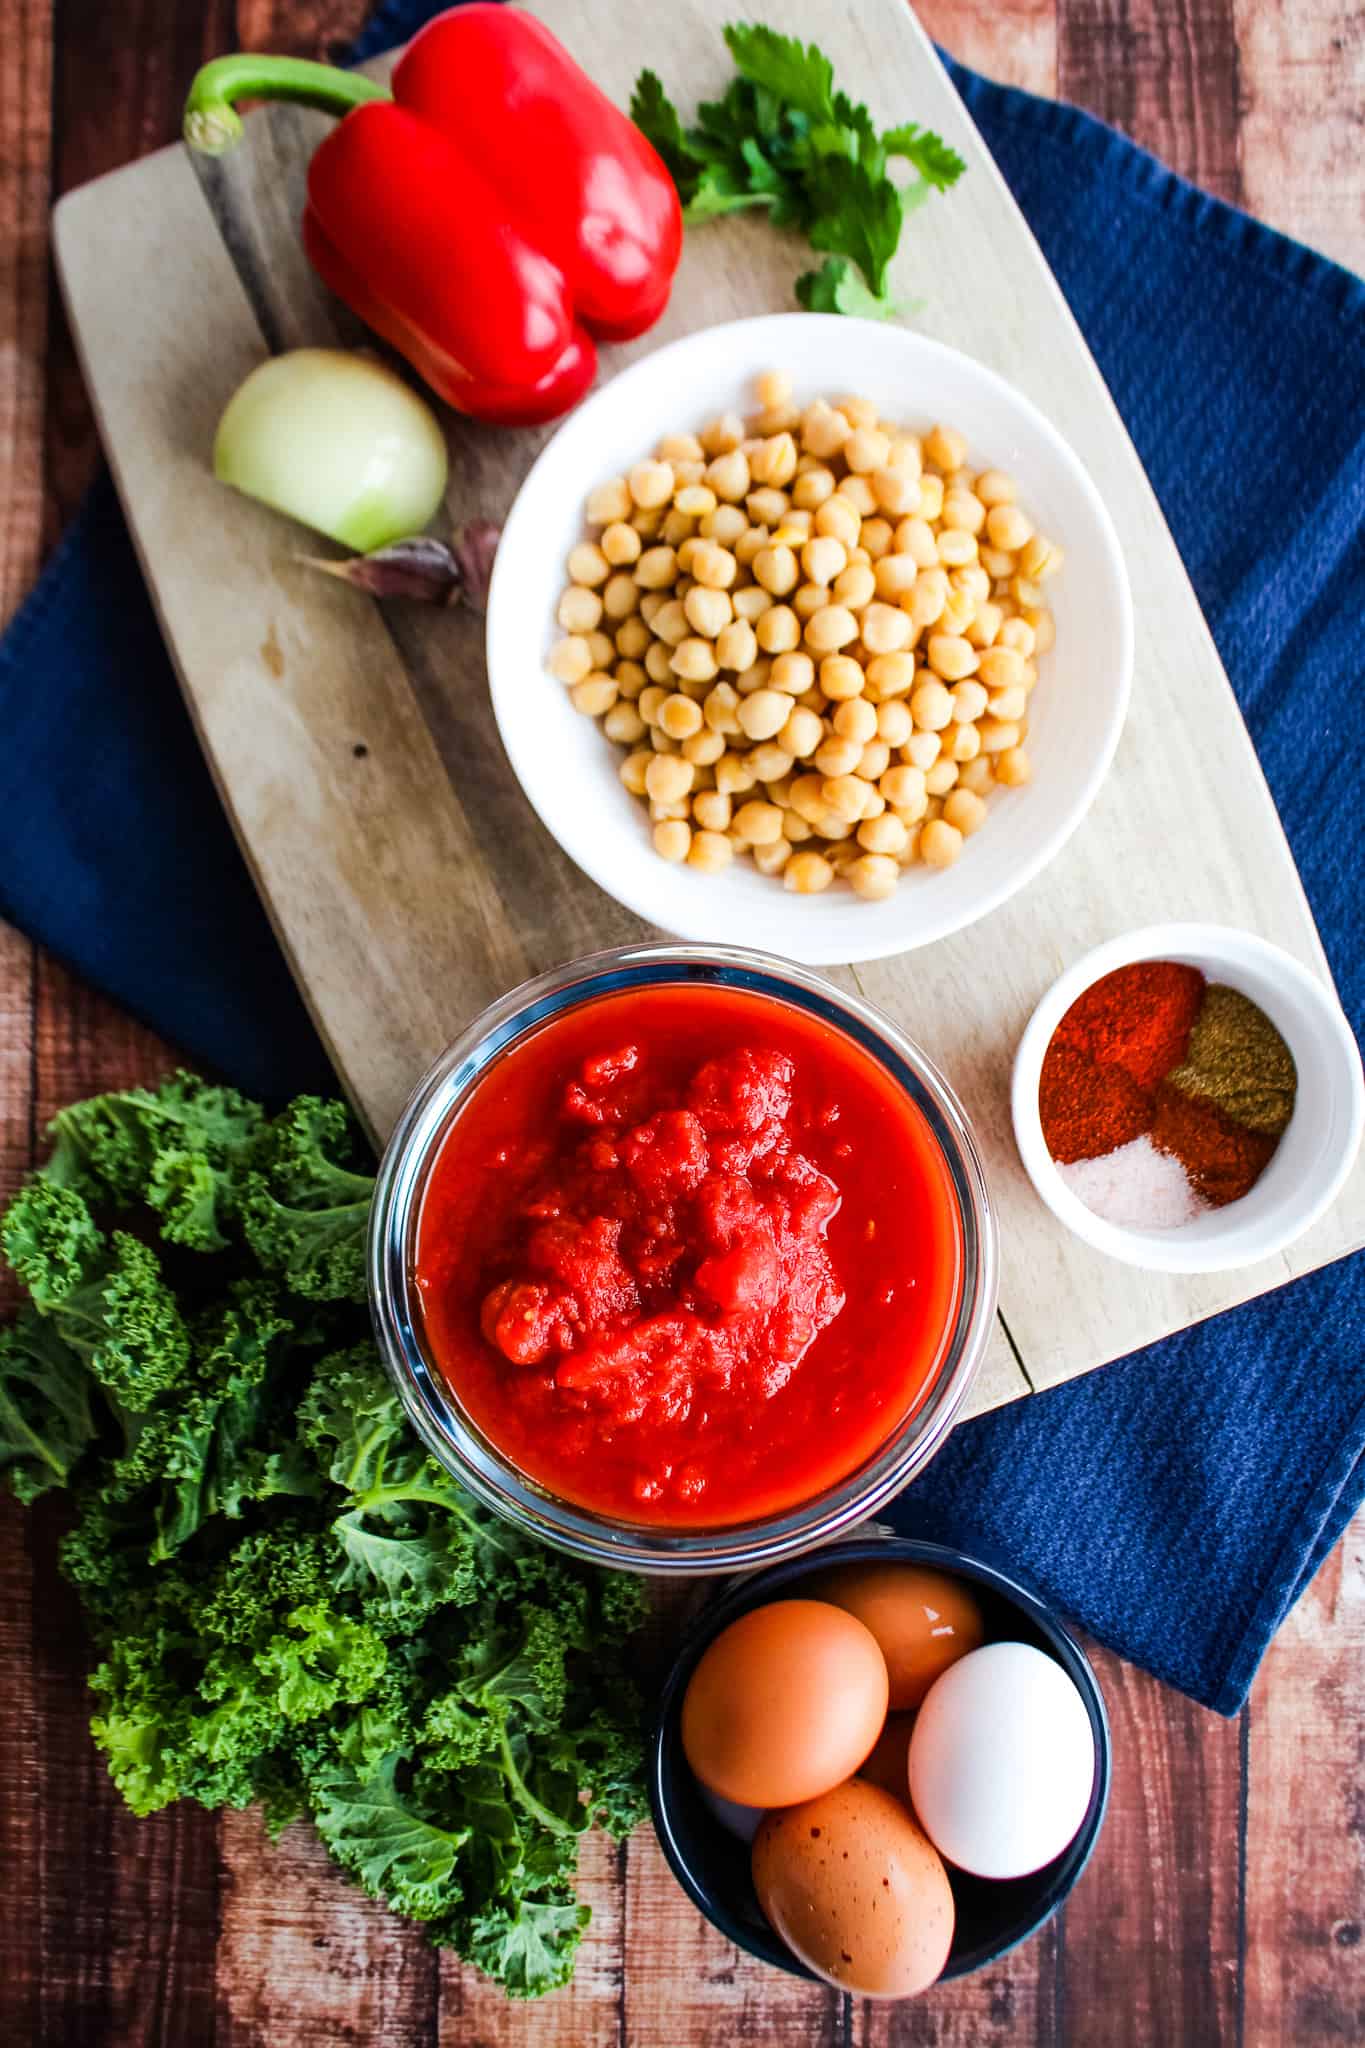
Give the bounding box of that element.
[858,812,910,857]
[732,583,772,623]
[616,616,651,661]
[950,679,989,724]
[906,573,948,631]
[858,739,891,781]
[793,581,831,624]
[735,689,791,743]
[864,651,916,702]
[683,727,726,768]
[703,681,742,734]
[1021,533,1064,580]
[871,466,920,517]
[814,734,863,779]
[980,544,1016,580]
[939,588,977,638]
[684,585,732,639]
[686,829,733,873]
[754,368,793,412]
[948,721,981,763]
[939,788,986,837]
[691,789,732,833]
[570,673,618,718]
[603,699,647,746]
[830,562,875,612]
[638,685,667,726]
[917,473,945,522]
[924,424,967,472]
[940,490,987,536]
[716,618,758,673]
[833,697,879,745]
[587,477,633,527]
[805,604,860,654]
[880,763,927,809]
[661,508,694,548]
[788,773,829,824]
[925,756,959,797]
[751,432,798,487]
[548,635,592,685]
[601,520,644,570]
[836,475,878,518]
[645,753,695,805]
[749,742,794,784]
[602,571,641,621]
[754,545,800,597]
[860,602,914,656]
[876,699,913,747]
[926,634,979,682]
[813,495,861,547]
[688,540,737,591]
[701,410,744,456]
[986,503,1034,552]
[671,482,714,519]
[756,603,801,653]
[848,853,898,901]
[648,598,687,647]
[902,729,942,771]
[635,544,680,592]
[1024,605,1056,654]
[620,749,652,795]
[629,461,674,510]
[703,504,748,547]
[967,600,1004,649]
[936,528,979,569]
[978,718,1021,754]
[705,450,750,502]
[752,838,793,877]
[784,850,835,893]
[996,746,1033,786]
[715,751,757,796]
[770,650,815,694]
[802,535,847,587]
[780,706,823,758]
[997,616,1036,657]
[800,401,852,460]
[910,679,954,731]
[558,585,602,634]
[731,799,784,846]
[858,517,894,561]
[792,465,837,510]
[817,774,868,822]
[657,692,703,740]
[894,516,938,569]
[653,818,692,862]
[875,552,919,601]
[747,485,790,528]
[644,639,674,684]
[988,684,1027,722]
[670,637,718,685]
[959,755,996,795]
[975,469,1017,508]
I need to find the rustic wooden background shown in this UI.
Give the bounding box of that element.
[1,2,1362,2043]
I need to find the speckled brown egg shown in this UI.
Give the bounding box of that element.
[810,1563,985,1709]
[751,1778,955,1998]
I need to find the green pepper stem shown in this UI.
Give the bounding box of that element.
[183,53,390,157]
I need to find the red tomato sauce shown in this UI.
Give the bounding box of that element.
[414,984,963,1527]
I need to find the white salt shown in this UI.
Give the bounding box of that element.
[1057,1134,1208,1230]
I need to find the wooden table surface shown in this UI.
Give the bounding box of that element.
[1,3,1361,2043]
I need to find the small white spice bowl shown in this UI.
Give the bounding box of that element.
[1011,922,1364,1274]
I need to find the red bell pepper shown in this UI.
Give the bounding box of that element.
[184,5,682,426]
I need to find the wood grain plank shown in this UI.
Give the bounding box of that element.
[216,1809,437,2047]
[1061,1641,1242,2047]
[1234,0,1365,274]
[623,1824,844,2047]
[1058,0,1243,204]
[237,0,372,61]
[914,0,1058,96]
[0,0,52,618]
[859,1922,1059,2046]
[1244,1518,1365,2044]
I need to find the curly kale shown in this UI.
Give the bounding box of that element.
[0,1080,649,2000]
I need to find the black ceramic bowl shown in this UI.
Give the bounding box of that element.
[648,1536,1111,1986]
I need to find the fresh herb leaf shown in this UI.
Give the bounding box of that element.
[723,22,834,123]
[795,256,911,322]
[632,23,965,312]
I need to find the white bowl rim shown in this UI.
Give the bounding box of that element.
[1010,920,1365,1273]
[485,311,1134,965]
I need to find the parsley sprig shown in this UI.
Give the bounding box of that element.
[632,23,966,321]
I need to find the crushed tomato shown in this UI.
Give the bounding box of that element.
[415,984,962,1527]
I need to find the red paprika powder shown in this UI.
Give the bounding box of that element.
[1150,1084,1277,1207]
[1051,961,1207,1091]
[1037,1043,1152,1165]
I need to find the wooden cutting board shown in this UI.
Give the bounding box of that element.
[51,0,1363,1424]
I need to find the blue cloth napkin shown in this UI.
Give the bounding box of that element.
[5,2,1363,1715]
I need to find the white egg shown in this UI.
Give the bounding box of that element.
[698,1780,766,1842]
[907,1641,1095,1879]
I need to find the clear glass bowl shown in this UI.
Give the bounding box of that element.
[368,943,999,1575]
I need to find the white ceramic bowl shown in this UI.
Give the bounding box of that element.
[1011,922,1364,1273]
[486,313,1133,965]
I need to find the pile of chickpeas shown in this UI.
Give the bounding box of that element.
[547,372,1062,898]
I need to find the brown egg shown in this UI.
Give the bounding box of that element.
[682,1599,889,1808]
[810,1563,985,1709]
[752,1778,955,1997]
[858,1711,917,1806]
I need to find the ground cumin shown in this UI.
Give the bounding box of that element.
[1166,984,1297,1136]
